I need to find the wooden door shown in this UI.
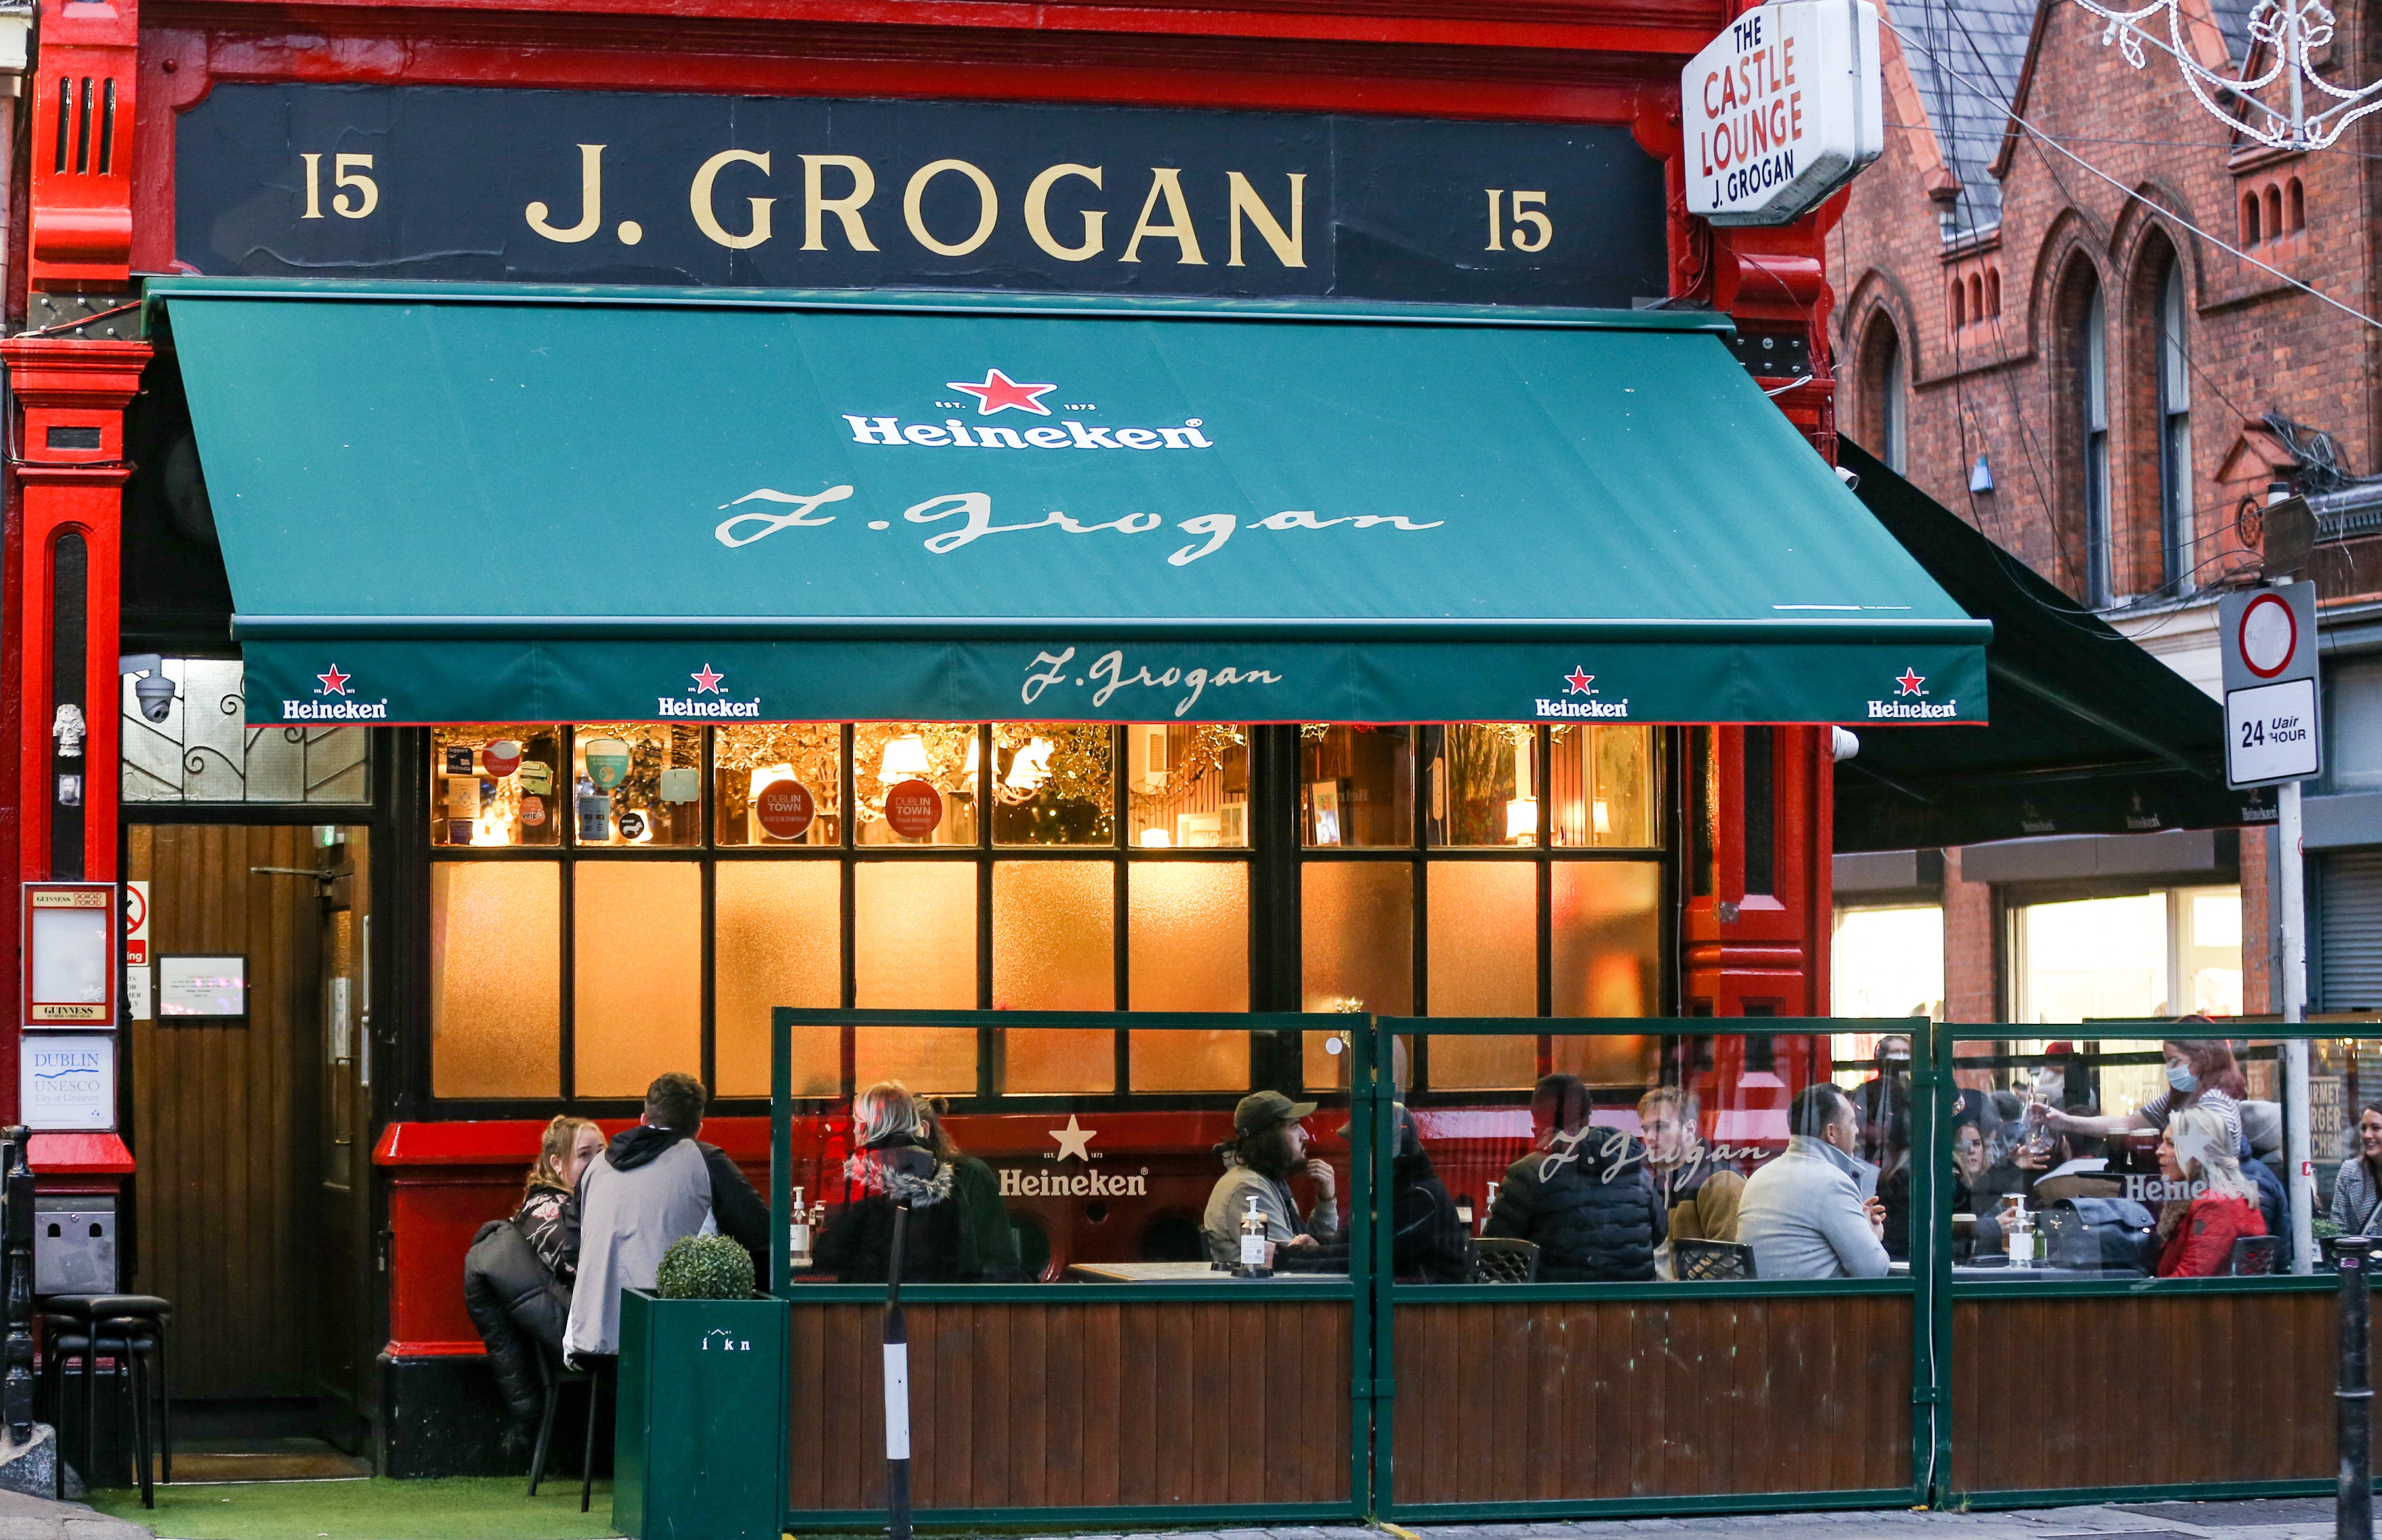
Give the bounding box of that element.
[126,824,330,1401]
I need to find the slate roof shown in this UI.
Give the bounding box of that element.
[1890,0,2039,237]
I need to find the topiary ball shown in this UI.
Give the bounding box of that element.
[655,1234,757,1300]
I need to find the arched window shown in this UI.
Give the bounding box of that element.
[2244,192,2262,245]
[2289,177,2306,232]
[2266,185,2284,241]
[1864,317,1908,474]
[1949,279,1963,330]
[2076,276,2113,604]
[2156,257,2193,592]
[1969,275,1985,324]
[1987,269,2002,317]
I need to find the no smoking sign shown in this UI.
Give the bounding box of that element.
[2219,582,2321,789]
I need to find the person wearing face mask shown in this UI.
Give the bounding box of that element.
[2331,1103,2382,1237]
[2040,1030,2247,1161]
[1736,1082,1892,1280]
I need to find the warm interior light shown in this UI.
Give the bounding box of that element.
[748,763,796,804]
[1505,797,1539,843]
[1591,798,1612,836]
[1004,736,1055,793]
[1139,827,1172,848]
[879,734,930,785]
[963,735,981,778]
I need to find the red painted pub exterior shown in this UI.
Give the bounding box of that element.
[0,0,1879,1474]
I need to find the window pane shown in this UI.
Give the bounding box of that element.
[854,861,978,1091]
[1301,726,1413,846]
[1123,724,1250,848]
[430,862,559,1097]
[715,724,844,847]
[430,726,563,847]
[1831,905,1945,1020]
[995,861,1115,1094]
[1424,725,1535,847]
[1129,863,1250,1091]
[2180,886,2244,1017]
[1552,861,1662,1018]
[2013,893,2169,1021]
[574,862,703,1097]
[1427,861,1538,1090]
[994,723,1116,846]
[569,724,704,847]
[1302,862,1412,1087]
[716,861,842,1098]
[1552,725,1658,848]
[855,723,980,846]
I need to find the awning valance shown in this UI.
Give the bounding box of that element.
[148,278,1990,727]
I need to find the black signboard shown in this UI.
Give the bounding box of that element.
[175,86,1670,307]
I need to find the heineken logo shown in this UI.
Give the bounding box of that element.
[1535,663,1629,719]
[658,663,761,718]
[1867,665,1956,720]
[284,662,388,721]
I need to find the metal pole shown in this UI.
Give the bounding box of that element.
[2337,1234,2371,1540]
[883,1201,912,1540]
[2285,773,2317,1274]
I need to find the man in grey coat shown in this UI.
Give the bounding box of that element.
[1737,1082,1892,1280]
[565,1072,770,1360]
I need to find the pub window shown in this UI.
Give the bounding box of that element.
[122,658,370,804]
[2077,278,2114,605]
[2156,255,2194,593]
[2289,177,2305,233]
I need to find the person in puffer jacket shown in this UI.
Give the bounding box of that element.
[814,1082,967,1284]
[463,1116,603,1455]
[1486,1074,1665,1281]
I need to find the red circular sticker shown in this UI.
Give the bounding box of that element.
[2238,592,2299,679]
[755,778,816,840]
[884,778,944,839]
[483,739,524,778]
[519,794,547,827]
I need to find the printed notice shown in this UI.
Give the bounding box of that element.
[22,1035,113,1131]
[2226,677,2320,786]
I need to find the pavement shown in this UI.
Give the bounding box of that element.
[0,1490,148,1540]
[1011,1497,2349,1540]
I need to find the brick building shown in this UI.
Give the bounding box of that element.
[1820,0,2382,1023]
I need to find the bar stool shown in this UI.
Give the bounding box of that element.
[38,1294,171,1500]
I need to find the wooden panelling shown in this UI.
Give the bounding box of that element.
[1390,1296,1913,1504]
[127,824,323,1399]
[1952,1292,2349,1493]
[787,1301,1352,1513]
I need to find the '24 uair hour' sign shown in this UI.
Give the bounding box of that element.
[174,86,1669,307]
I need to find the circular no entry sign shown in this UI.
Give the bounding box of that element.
[755,779,816,841]
[885,779,944,840]
[2239,592,2300,679]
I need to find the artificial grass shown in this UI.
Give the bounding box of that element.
[82,1477,623,1540]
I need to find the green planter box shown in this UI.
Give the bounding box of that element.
[613,1289,790,1540]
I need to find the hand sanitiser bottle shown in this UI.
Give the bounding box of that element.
[1238,1194,1271,1278]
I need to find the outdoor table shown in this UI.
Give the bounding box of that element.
[1064,1259,1347,1283]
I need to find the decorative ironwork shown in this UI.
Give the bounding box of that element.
[122,658,369,803]
[2070,0,2382,150]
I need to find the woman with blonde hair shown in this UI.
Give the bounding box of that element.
[517,1115,605,1277]
[815,1082,965,1283]
[2155,1104,2266,1277]
[462,1114,603,1455]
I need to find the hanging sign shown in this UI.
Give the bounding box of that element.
[1684,0,1885,226]
[582,738,631,790]
[885,779,944,839]
[755,779,817,840]
[22,1035,114,1131]
[483,739,523,777]
[23,883,116,1028]
[2220,581,2322,789]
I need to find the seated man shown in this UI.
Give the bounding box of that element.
[565,1071,770,1360]
[1639,1086,1744,1243]
[1737,1082,1890,1281]
[1203,1091,1340,1267]
[1485,1074,1663,1282]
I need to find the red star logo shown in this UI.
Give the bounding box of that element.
[1564,666,1596,696]
[316,664,351,696]
[947,369,1057,416]
[691,664,726,695]
[1894,668,1926,697]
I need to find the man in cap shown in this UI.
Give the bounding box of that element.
[1202,1091,1341,1267]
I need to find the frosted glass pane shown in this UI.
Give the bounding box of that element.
[1129,863,1250,1091]
[715,861,842,1098]
[854,862,978,1093]
[1550,862,1661,1017]
[1426,861,1537,1091]
[573,862,702,1098]
[995,861,1115,1094]
[1302,862,1412,1088]
[430,862,559,1098]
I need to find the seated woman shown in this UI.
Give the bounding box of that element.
[463,1115,604,1455]
[2333,1101,2382,1238]
[816,1082,966,1284]
[1485,1074,1664,1282]
[2155,1105,2267,1279]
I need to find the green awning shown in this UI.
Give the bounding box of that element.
[1833,439,2264,851]
[148,278,1990,727]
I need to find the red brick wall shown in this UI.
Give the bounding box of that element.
[1941,846,2000,1023]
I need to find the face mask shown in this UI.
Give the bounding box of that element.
[2165,1063,2199,1095]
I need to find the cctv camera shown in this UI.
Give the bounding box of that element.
[118,654,174,724]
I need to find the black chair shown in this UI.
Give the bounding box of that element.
[1674,1239,1757,1281]
[1471,1236,1539,1283]
[38,1293,170,1503]
[528,1345,611,1513]
[2229,1233,2282,1275]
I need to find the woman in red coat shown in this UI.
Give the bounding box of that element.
[2156,1104,2268,1278]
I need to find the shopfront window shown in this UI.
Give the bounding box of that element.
[2009,886,2243,1022]
[1833,906,1946,1020]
